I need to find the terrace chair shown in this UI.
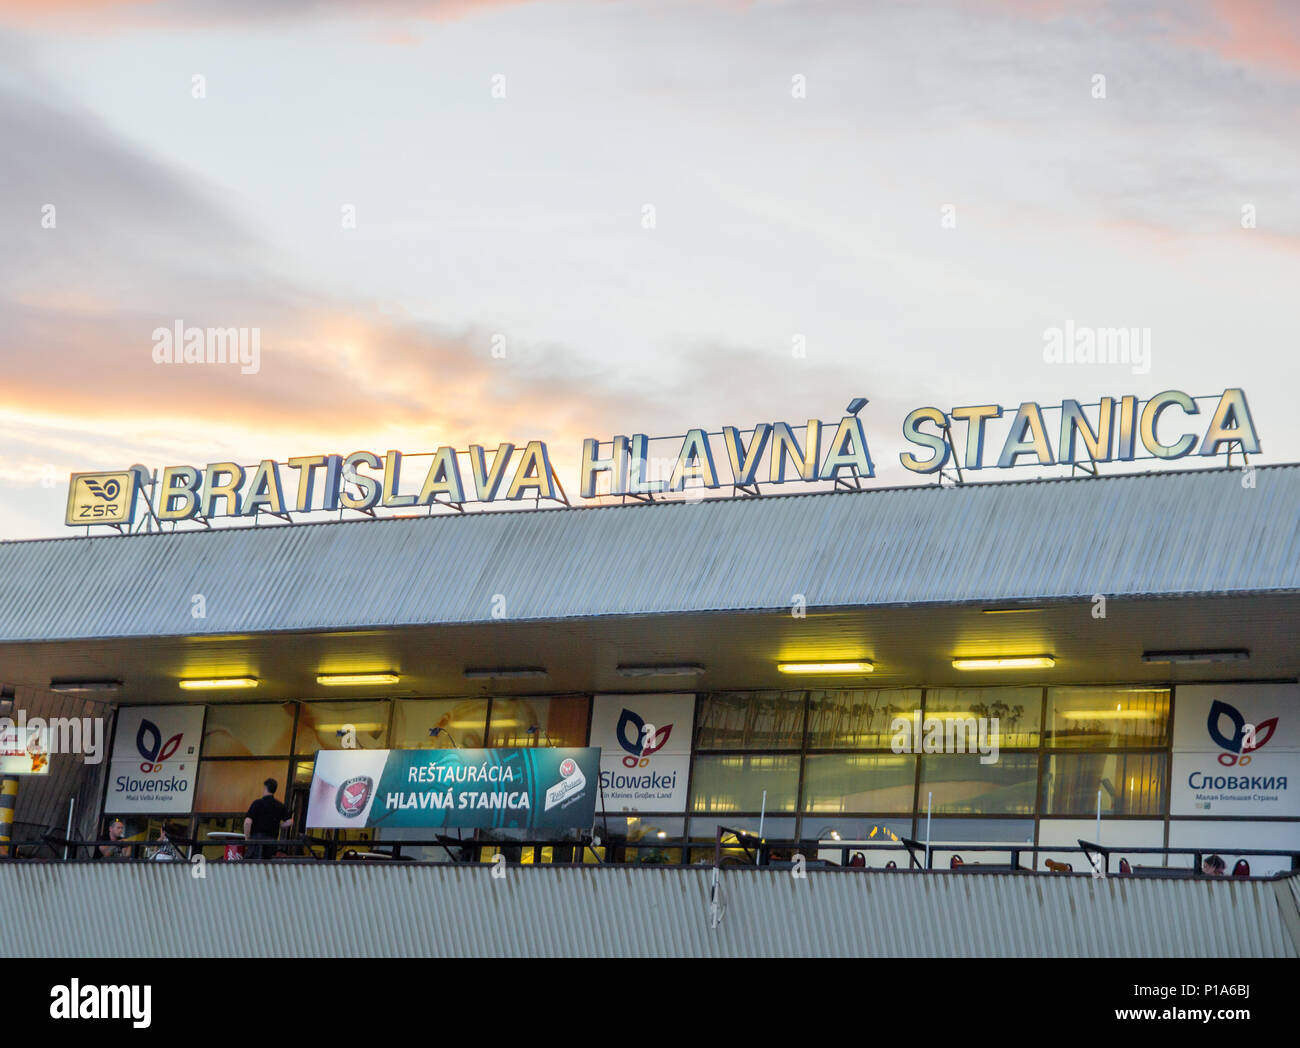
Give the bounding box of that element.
[1119,858,1132,875]
[1232,859,1250,877]
[950,855,963,869]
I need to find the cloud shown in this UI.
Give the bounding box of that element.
[0,64,878,535]
[0,70,617,472]
[1195,0,1300,77]
[968,0,1300,78]
[0,0,535,29]
[6,0,1300,83]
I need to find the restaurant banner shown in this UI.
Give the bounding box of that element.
[305,747,601,830]
[591,693,696,813]
[1170,683,1300,817]
[104,705,205,814]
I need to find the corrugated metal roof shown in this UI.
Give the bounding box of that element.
[0,863,1294,957]
[0,464,1297,642]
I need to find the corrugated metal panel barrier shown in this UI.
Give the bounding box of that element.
[1,864,1295,958]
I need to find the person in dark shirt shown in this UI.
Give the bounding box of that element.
[91,818,132,860]
[244,778,293,860]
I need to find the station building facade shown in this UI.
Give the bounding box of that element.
[1,463,1297,871]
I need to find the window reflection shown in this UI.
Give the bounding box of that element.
[924,687,1041,748]
[295,701,391,753]
[805,689,921,749]
[391,698,488,749]
[487,695,589,747]
[194,759,289,814]
[1041,753,1167,815]
[1045,688,1170,749]
[801,754,917,813]
[695,692,806,750]
[201,702,295,757]
[689,754,799,812]
[918,754,1039,815]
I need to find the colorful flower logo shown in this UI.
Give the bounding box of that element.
[136,718,183,773]
[1207,700,1277,766]
[615,708,673,768]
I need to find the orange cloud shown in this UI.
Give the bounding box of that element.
[1202,0,1300,76]
[970,0,1300,78]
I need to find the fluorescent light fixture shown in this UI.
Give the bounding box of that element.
[463,668,548,680]
[777,661,874,675]
[951,656,1055,671]
[178,677,259,690]
[1141,649,1249,665]
[1059,710,1158,720]
[316,673,400,686]
[49,679,122,694]
[980,606,1045,615]
[616,664,705,678]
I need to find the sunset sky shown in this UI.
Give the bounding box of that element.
[2,0,1297,539]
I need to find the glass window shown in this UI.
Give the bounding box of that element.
[294,701,391,754]
[596,816,686,865]
[795,816,909,863]
[802,817,911,869]
[194,759,289,814]
[487,695,590,748]
[1040,753,1167,816]
[801,816,911,843]
[924,818,1036,869]
[922,817,1035,844]
[291,758,315,790]
[201,703,295,757]
[687,816,798,840]
[801,754,917,813]
[1045,687,1170,749]
[391,698,489,749]
[689,754,799,812]
[598,815,686,843]
[924,687,1041,749]
[687,817,798,864]
[695,692,805,750]
[1037,819,1165,874]
[918,753,1039,814]
[805,689,922,749]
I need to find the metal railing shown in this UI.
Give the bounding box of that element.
[8,830,1300,880]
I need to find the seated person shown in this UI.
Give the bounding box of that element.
[92,818,133,860]
[1201,853,1226,876]
[151,826,181,862]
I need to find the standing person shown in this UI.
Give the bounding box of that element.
[244,779,293,860]
[92,818,132,861]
